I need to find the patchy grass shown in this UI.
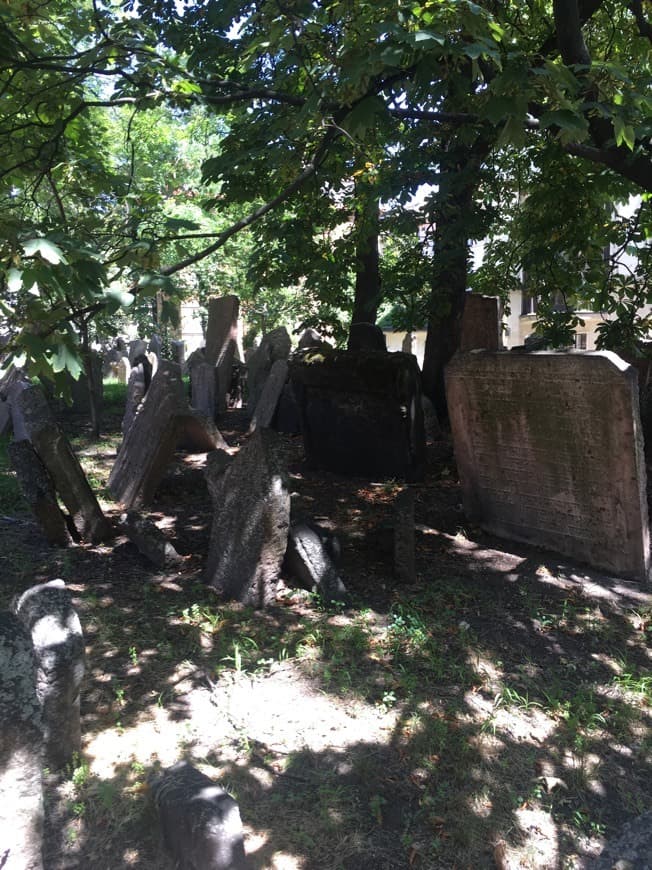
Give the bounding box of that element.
[0,397,650,869]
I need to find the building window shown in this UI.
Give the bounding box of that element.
[574,333,587,350]
[521,293,537,315]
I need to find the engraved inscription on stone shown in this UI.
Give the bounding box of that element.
[445,351,650,580]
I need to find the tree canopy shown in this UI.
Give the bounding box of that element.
[1,0,650,405]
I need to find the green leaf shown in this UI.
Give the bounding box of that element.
[613,116,636,150]
[22,238,68,265]
[104,287,135,308]
[51,342,83,378]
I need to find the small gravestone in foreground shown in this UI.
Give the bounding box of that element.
[246,326,291,415]
[284,522,347,604]
[151,761,247,870]
[249,358,288,432]
[446,351,650,581]
[14,580,85,771]
[205,428,290,606]
[0,611,44,870]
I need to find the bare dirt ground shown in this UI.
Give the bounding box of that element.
[0,402,650,869]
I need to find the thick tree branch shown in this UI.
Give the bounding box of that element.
[563,142,652,190]
[553,0,592,65]
[628,0,652,42]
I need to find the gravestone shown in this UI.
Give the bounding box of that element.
[284,522,347,604]
[190,361,218,420]
[5,374,31,440]
[70,352,103,415]
[110,361,225,509]
[246,327,292,415]
[393,488,416,584]
[151,761,246,870]
[148,334,162,358]
[170,339,186,368]
[249,359,288,432]
[273,383,302,434]
[297,328,328,350]
[445,351,650,580]
[0,611,44,870]
[459,294,501,351]
[128,338,148,366]
[122,362,147,435]
[0,366,29,436]
[290,349,426,481]
[205,429,290,606]
[119,512,183,569]
[14,581,85,770]
[17,386,112,543]
[8,441,72,546]
[205,295,240,414]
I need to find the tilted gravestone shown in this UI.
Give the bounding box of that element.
[290,348,426,481]
[205,295,240,414]
[249,359,288,432]
[446,351,650,580]
[205,428,290,606]
[8,440,72,546]
[347,321,387,352]
[284,522,347,604]
[151,761,247,870]
[14,580,85,770]
[119,511,183,569]
[246,326,291,415]
[459,294,501,352]
[110,361,225,509]
[0,611,44,870]
[17,386,112,543]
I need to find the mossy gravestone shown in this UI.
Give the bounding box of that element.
[446,351,650,581]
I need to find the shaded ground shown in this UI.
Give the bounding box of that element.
[0,394,650,869]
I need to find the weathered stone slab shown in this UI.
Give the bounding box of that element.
[460,294,501,351]
[122,361,147,435]
[5,374,31,440]
[119,512,182,569]
[170,339,186,368]
[151,761,246,870]
[17,386,112,543]
[445,351,650,580]
[205,295,240,414]
[246,327,291,415]
[273,382,302,434]
[290,349,426,481]
[8,440,73,546]
[205,429,290,606]
[190,361,218,420]
[14,580,85,770]
[298,328,324,349]
[393,488,416,584]
[284,522,348,604]
[128,338,148,366]
[70,352,103,414]
[0,611,44,870]
[249,359,288,432]
[109,361,224,509]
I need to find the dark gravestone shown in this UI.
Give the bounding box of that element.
[0,366,29,437]
[205,429,290,606]
[170,339,186,369]
[273,382,302,435]
[190,361,218,420]
[246,327,292,415]
[290,349,426,481]
[70,352,103,415]
[284,522,348,604]
[205,295,240,415]
[8,440,73,546]
[128,338,148,366]
[249,359,288,432]
[119,511,183,569]
[151,761,247,870]
[297,327,325,349]
[110,361,224,509]
[6,375,31,440]
[393,488,416,584]
[459,294,501,351]
[0,612,44,870]
[14,580,85,770]
[446,351,650,580]
[17,386,112,543]
[347,322,387,352]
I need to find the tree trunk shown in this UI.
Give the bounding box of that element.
[79,320,101,438]
[349,184,382,331]
[421,135,492,420]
